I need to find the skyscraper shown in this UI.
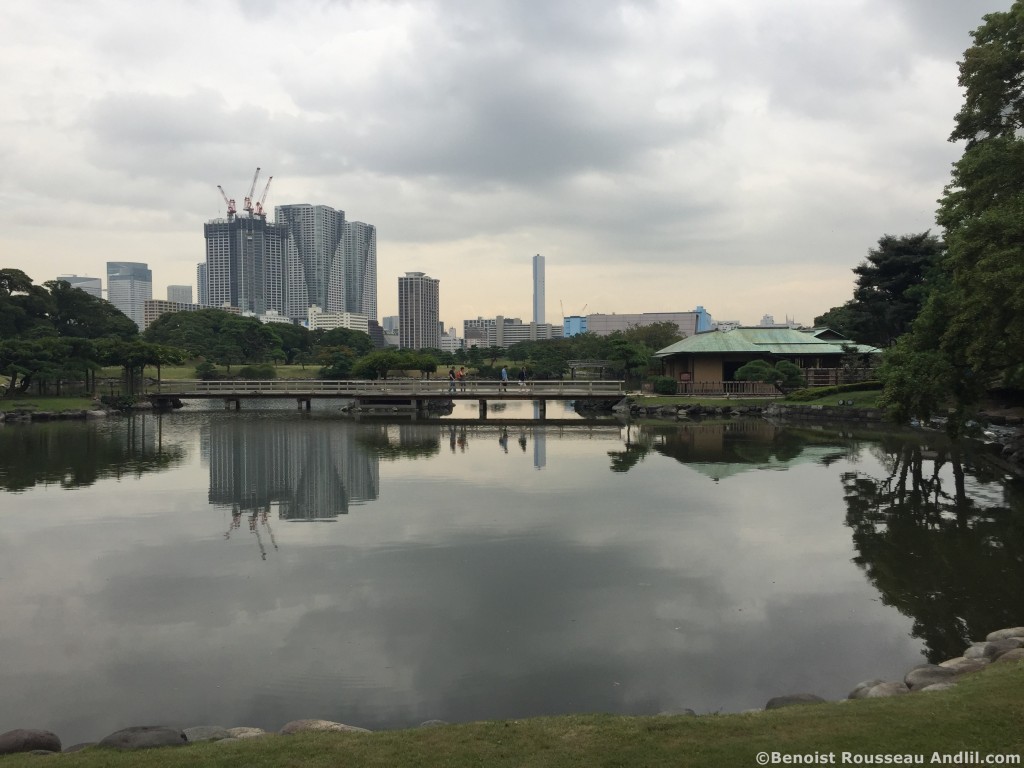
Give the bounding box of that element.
[106,262,152,328]
[276,204,346,320]
[532,253,545,324]
[275,204,378,323]
[196,263,208,306]
[343,220,377,322]
[203,215,288,314]
[398,272,440,350]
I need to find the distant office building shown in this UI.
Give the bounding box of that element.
[440,326,463,353]
[583,307,714,338]
[275,204,377,323]
[381,315,399,333]
[242,309,294,326]
[463,315,561,347]
[167,285,193,304]
[398,272,440,350]
[56,274,102,298]
[143,299,241,330]
[563,315,588,337]
[197,262,208,306]
[107,262,152,328]
[307,305,369,334]
[203,214,288,316]
[532,254,545,324]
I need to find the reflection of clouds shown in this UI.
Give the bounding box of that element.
[0,418,934,745]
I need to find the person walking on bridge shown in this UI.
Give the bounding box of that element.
[500,366,509,390]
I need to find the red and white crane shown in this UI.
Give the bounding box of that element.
[242,167,261,215]
[254,176,273,218]
[216,185,236,219]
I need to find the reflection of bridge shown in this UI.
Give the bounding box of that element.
[151,379,625,418]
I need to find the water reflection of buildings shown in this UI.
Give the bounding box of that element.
[206,419,380,521]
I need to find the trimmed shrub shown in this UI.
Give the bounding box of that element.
[236,364,277,380]
[649,376,678,395]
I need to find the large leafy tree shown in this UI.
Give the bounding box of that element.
[881,4,1024,425]
[815,232,944,347]
[0,268,55,338]
[45,279,137,340]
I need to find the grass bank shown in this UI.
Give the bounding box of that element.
[0,396,95,413]
[3,663,1021,767]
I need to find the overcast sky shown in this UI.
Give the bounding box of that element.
[0,0,1012,328]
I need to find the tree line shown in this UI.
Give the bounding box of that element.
[2,267,684,396]
[814,3,1024,432]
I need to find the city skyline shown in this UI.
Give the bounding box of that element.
[0,1,1011,327]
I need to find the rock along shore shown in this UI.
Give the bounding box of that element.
[2,626,1021,756]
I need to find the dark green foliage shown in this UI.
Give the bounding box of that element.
[814,232,944,347]
[734,360,805,392]
[236,363,276,380]
[45,279,137,340]
[313,327,373,356]
[879,3,1024,427]
[785,381,882,402]
[195,361,220,380]
[649,376,678,395]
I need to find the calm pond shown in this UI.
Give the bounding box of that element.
[1,401,1022,744]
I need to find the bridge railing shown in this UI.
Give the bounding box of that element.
[149,379,625,397]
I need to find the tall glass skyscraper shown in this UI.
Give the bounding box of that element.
[106,262,152,328]
[532,253,545,324]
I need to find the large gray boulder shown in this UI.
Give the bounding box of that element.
[938,656,988,674]
[993,648,1024,664]
[183,726,232,742]
[865,682,910,698]
[765,694,826,710]
[227,727,266,739]
[848,679,887,700]
[97,726,187,750]
[905,664,958,691]
[984,638,1024,660]
[279,719,371,735]
[985,627,1024,642]
[0,729,62,755]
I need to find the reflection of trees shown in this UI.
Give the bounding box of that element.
[357,424,441,460]
[0,417,184,492]
[842,438,1024,662]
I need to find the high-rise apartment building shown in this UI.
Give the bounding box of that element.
[275,204,345,320]
[167,285,193,304]
[106,262,152,328]
[342,220,377,322]
[203,215,288,315]
[56,274,102,298]
[275,204,377,323]
[398,272,439,350]
[532,253,545,324]
[196,263,208,306]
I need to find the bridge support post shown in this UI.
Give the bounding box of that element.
[478,400,487,419]
[538,399,546,419]
[297,398,310,411]
[225,399,240,411]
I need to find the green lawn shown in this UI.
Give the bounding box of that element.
[2,662,1020,767]
[0,396,95,412]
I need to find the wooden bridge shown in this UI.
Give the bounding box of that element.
[148,379,626,418]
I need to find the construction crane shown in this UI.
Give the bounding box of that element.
[578,303,587,315]
[216,185,236,219]
[242,167,261,215]
[254,176,273,218]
